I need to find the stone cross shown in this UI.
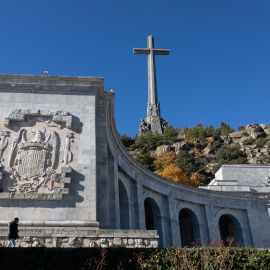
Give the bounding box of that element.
[133,35,169,135]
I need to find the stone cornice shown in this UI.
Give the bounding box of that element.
[0,74,103,94]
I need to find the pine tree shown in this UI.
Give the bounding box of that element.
[163,125,178,144]
[175,150,199,174]
[135,147,155,171]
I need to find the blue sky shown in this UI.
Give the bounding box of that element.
[1,1,270,137]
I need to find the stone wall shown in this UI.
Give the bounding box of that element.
[0,227,158,248]
[0,74,99,225]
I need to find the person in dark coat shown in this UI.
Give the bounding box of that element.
[7,217,19,247]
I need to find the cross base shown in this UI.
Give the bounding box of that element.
[139,116,168,135]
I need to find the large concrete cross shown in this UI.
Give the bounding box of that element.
[133,35,169,135]
[133,35,169,108]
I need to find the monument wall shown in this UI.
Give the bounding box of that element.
[0,74,98,226]
[0,74,159,248]
[0,74,269,248]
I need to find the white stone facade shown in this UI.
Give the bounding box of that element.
[203,164,270,193]
[0,74,269,248]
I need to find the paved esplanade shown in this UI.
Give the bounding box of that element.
[133,35,169,135]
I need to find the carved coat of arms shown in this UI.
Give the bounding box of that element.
[0,109,74,199]
[9,128,59,193]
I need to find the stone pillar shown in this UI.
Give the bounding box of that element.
[96,105,110,228]
[203,205,218,245]
[167,195,181,247]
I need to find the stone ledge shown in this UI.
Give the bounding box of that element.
[0,221,99,227]
[4,109,72,128]
[0,227,159,248]
[0,192,63,200]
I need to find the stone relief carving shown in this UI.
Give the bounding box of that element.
[8,128,59,193]
[0,236,158,248]
[4,109,72,128]
[0,131,9,183]
[139,119,151,135]
[0,109,75,200]
[139,117,168,135]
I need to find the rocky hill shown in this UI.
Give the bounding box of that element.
[120,123,270,185]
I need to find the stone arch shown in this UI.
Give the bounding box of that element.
[118,179,130,229]
[218,214,244,246]
[215,209,247,246]
[179,208,200,247]
[144,196,164,247]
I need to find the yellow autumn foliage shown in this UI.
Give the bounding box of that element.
[190,172,205,186]
[154,151,205,187]
[156,164,202,187]
[186,138,199,148]
[154,151,177,173]
[194,149,203,157]
[206,137,214,146]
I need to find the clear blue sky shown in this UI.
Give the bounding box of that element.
[1,1,270,137]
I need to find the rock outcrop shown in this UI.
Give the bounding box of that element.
[127,123,270,185]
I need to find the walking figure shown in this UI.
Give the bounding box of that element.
[7,218,19,247]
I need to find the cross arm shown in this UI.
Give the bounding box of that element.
[152,49,170,55]
[133,48,150,55]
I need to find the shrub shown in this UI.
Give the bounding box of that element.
[135,134,147,149]
[129,144,137,151]
[212,163,221,173]
[185,123,207,139]
[157,164,188,183]
[120,134,134,148]
[206,137,214,146]
[135,147,155,171]
[216,146,247,165]
[137,243,270,270]
[194,149,204,157]
[242,137,255,145]
[210,140,223,153]
[214,121,234,136]
[186,137,200,148]
[135,131,162,150]
[2,245,270,270]
[175,150,199,174]
[255,137,269,148]
[238,125,245,131]
[163,125,178,144]
[154,151,177,173]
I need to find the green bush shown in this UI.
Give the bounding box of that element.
[212,163,221,173]
[242,137,255,145]
[238,125,245,131]
[135,147,155,171]
[255,137,269,148]
[135,131,162,151]
[216,146,247,165]
[120,134,134,148]
[175,150,199,174]
[214,121,235,136]
[181,122,234,140]
[1,246,270,270]
[140,247,270,270]
[163,125,178,144]
[210,140,223,153]
[185,123,208,139]
[0,247,144,270]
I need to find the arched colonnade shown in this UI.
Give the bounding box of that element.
[117,177,245,247]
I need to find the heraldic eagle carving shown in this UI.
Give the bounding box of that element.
[9,128,60,193]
